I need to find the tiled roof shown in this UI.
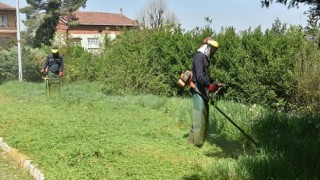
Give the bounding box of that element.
[61,11,137,26]
[0,2,15,10]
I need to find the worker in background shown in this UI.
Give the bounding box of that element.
[41,46,64,78]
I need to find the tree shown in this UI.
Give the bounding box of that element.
[20,0,87,47]
[261,0,320,18]
[305,11,320,47]
[137,0,178,29]
[271,17,287,34]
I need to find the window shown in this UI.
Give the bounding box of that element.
[70,38,82,46]
[87,38,99,49]
[0,14,8,27]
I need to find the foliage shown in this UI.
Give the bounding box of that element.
[98,25,214,96]
[0,47,45,84]
[0,49,17,83]
[20,0,87,47]
[0,37,16,51]
[57,45,97,82]
[295,42,320,111]
[2,19,319,111]
[22,47,48,82]
[90,21,320,111]
[21,44,99,83]
[33,13,60,47]
[212,24,308,110]
[261,0,320,21]
[0,43,103,84]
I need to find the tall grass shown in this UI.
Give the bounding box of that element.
[0,81,319,179]
[242,112,320,179]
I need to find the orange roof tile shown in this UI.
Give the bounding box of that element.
[0,2,15,10]
[61,11,137,26]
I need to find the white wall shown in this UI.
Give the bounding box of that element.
[54,32,117,53]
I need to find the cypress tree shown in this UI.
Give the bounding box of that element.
[21,0,87,47]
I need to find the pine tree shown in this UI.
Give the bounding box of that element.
[305,10,320,48]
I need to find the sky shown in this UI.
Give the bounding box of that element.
[2,0,310,32]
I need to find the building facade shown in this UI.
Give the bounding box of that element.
[55,10,138,52]
[0,2,16,44]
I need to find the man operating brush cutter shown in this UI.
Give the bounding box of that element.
[178,38,258,147]
[41,46,64,96]
[178,37,222,147]
[179,70,258,147]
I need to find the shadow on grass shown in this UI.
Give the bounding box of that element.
[205,117,257,159]
[205,134,253,158]
[239,111,320,179]
[183,116,256,159]
[182,174,202,180]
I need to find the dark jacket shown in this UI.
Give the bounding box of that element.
[192,52,211,100]
[43,53,64,74]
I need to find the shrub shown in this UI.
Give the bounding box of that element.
[0,47,45,83]
[98,26,213,96]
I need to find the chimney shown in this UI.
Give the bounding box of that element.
[120,8,123,18]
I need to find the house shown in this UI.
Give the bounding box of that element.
[0,2,16,43]
[55,10,138,52]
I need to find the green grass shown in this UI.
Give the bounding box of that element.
[0,81,319,179]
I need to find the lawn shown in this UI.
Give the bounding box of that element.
[0,81,234,179]
[0,81,318,179]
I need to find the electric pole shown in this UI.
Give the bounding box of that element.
[16,0,22,82]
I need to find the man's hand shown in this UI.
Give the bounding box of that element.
[59,71,63,77]
[40,68,47,75]
[217,83,224,88]
[41,67,48,73]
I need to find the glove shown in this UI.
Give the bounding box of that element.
[59,71,63,77]
[209,83,218,93]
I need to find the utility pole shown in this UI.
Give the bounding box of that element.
[16,0,22,82]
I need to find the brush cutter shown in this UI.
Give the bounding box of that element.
[41,69,61,97]
[178,70,258,146]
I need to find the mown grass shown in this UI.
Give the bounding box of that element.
[0,81,319,179]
